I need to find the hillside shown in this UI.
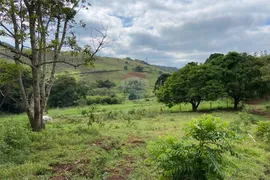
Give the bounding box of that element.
[54,56,176,90]
[0,51,177,89]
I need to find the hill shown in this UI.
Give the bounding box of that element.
[53,56,177,90]
[0,52,177,94]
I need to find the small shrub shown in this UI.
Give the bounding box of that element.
[256,121,270,143]
[147,115,237,180]
[229,112,256,137]
[82,104,99,127]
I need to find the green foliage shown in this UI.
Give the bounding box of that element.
[133,65,144,72]
[148,115,237,180]
[81,104,99,127]
[256,121,270,143]
[86,96,122,105]
[129,92,138,100]
[0,60,20,84]
[157,63,224,111]
[48,75,88,108]
[229,112,256,136]
[0,63,32,113]
[153,73,170,94]
[205,53,224,64]
[124,65,128,71]
[208,52,265,108]
[0,120,31,164]
[96,79,116,89]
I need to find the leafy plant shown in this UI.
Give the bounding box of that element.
[81,104,99,127]
[229,112,256,139]
[147,115,237,180]
[256,121,270,143]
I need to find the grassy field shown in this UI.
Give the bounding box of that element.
[0,99,270,180]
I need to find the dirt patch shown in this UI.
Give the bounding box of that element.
[246,99,262,105]
[49,159,91,179]
[246,100,270,120]
[125,136,145,147]
[107,155,136,180]
[49,175,67,180]
[92,137,121,151]
[250,106,270,120]
[51,164,75,174]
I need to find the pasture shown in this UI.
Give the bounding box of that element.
[0,99,270,180]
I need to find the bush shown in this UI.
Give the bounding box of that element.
[147,115,237,180]
[256,121,270,143]
[128,92,138,100]
[229,112,256,136]
[0,120,32,164]
[48,75,88,108]
[86,96,122,105]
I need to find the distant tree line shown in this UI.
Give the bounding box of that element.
[156,52,270,111]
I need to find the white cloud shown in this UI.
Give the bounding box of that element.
[76,0,270,67]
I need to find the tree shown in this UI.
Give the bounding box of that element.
[48,74,87,108]
[0,1,107,131]
[209,52,265,109]
[258,55,270,99]
[0,61,32,113]
[123,65,128,71]
[153,73,170,94]
[157,62,224,111]
[96,79,116,89]
[133,65,144,72]
[205,53,224,64]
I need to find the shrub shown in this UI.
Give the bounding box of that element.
[256,121,270,143]
[229,112,256,137]
[147,115,237,180]
[86,96,122,105]
[128,92,138,100]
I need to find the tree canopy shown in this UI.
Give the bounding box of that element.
[156,52,267,111]
[157,62,224,111]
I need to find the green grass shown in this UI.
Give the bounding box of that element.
[0,100,270,179]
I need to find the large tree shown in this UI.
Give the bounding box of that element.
[0,0,107,131]
[157,62,224,111]
[208,52,265,109]
[153,73,170,94]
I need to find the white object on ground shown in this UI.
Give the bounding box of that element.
[43,115,53,123]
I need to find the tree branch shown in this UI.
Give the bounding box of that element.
[0,41,32,60]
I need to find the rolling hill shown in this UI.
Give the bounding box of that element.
[0,52,177,91]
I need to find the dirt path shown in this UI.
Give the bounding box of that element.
[247,100,270,120]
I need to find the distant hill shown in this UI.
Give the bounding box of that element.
[57,56,173,89]
[155,65,178,73]
[0,53,175,91]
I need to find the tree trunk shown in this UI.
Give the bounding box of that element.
[233,97,240,109]
[30,66,44,131]
[191,99,201,112]
[192,103,197,112]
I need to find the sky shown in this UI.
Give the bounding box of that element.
[3,0,270,68]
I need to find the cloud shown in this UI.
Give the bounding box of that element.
[75,0,270,68]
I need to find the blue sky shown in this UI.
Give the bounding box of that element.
[75,0,270,67]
